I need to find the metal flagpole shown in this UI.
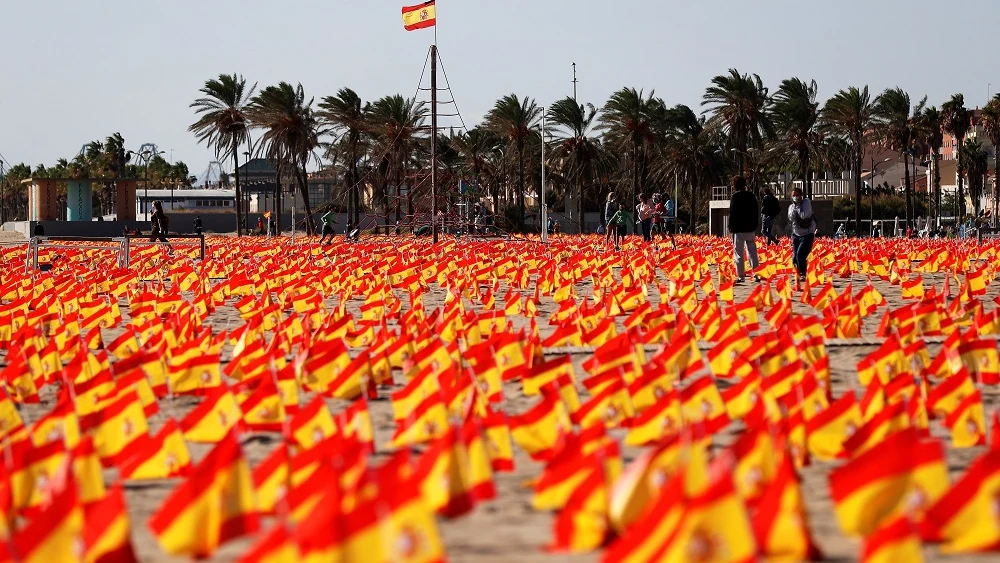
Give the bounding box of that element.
[431,44,439,243]
[541,108,547,244]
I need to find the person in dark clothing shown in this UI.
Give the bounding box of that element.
[760,187,780,246]
[149,201,173,253]
[193,215,203,235]
[728,177,761,283]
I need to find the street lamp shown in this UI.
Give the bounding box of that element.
[126,149,165,221]
[863,157,892,237]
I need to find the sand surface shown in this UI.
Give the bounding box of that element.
[3,234,1000,562]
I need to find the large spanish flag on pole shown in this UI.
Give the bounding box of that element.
[402,1,436,31]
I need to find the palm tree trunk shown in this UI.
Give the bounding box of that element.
[350,140,360,227]
[275,161,282,232]
[517,137,525,231]
[394,155,402,224]
[690,171,697,232]
[854,148,862,237]
[958,140,966,218]
[903,151,912,231]
[297,160,314,235]
[233,150,243,237]
[631,141,639,236]
[934,151,941,227]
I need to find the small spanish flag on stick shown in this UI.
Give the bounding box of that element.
[402,1,436,31]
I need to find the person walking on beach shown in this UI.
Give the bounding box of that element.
[149,201,173,253]
[728,177,760,284]
[788,187,816,287]
[636,193,654,242]
[320,209,337,244]
[604,193,619,246]
[760,187,780,246]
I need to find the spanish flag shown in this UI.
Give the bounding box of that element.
[119,418,193,480]
[860,517,924,563]
[12,461,84,563]
[83,483,139,563]
[148,431,260,558]
[921,447,1000,551]
[829,428,949,537]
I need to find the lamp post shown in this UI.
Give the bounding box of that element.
[126,149,164,221]
[540,107,547,243]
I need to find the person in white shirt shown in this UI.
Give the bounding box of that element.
[788,187,816,285]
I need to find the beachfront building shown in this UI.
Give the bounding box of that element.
[136,189,235,216]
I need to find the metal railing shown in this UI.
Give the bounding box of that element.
[25,234,205,272]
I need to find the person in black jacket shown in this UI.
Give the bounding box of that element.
[728,177,761,283]
[760,187,780,246]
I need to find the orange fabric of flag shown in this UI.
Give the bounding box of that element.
[148,431,260,558]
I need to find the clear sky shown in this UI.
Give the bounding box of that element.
[2,0,997,177]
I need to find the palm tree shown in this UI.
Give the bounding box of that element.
[980,95,1000,222]
[599,88,659,227]
[249,82,322,234]
[772,78,821,198]
[486,94,541,230]
[702,69,775,186]
[319,88,369,227]
[656,104,725,228]
[963,140,990,228]
[917,106,944,224]
[190,73,257,236]
[547,97,609,230]
[941,94,972,218]
[874,88,925,229]
[820,86,877,235]
[367,94,427,224]
[453,127,503,212]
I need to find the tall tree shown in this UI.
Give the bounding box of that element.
[547,97,608,230]
[874,88,925,229]
[980,95,1000,222]
[772,78,821,198]
[319,88,369,227]
[486,94,541,230]
[599,88,659,227]
[367,94,427,223]
[703,69,775,187]
[453,127,503,212]
[963,139,990,230]
[656,104,725,227]
[249,82,321,234]
[941,94,972,219]
[917,106,944,224]
[189,73,257,236]
[820,86,876,236]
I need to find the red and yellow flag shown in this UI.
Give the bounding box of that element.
[148,431,260,558]
[403,0,437,31]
